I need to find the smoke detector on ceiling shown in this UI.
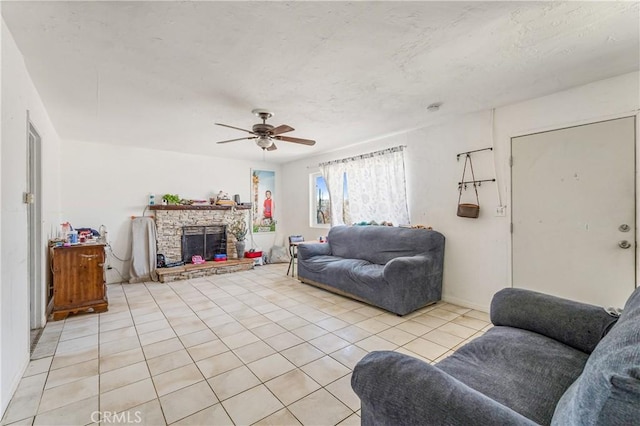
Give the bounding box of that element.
[427,102,443,112]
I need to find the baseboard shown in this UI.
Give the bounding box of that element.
[442,295,489,313]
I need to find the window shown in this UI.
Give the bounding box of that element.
[319,146,408,226]
[310,172,331,228]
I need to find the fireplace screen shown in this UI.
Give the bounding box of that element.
[181,225,227,263]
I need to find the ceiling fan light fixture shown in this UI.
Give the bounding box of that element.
[256,135,273,149]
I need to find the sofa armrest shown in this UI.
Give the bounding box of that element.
[297,242,331,259]
[491,288,618,354]
[352,351,537,426]
[382,255,429,282]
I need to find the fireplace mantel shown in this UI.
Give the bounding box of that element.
[150,205,250,211]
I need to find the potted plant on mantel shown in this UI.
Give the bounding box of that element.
[228,216,248,259]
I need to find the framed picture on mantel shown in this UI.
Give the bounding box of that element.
[251,169,276,233]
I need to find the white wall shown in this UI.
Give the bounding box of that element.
[281,71,640,312]
[1,19,62,418]
[61,140,281,282]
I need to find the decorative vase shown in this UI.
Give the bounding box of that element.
[235,241,246,259]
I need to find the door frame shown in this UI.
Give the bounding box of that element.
[508,112,640,292]
[26,111,44,329]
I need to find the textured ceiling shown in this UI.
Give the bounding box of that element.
[2,1,639,163]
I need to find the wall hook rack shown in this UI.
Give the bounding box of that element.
[456,147,493,161]
[458,178,496,188]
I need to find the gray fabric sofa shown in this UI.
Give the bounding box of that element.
[297,225,445,316]
[351,287,640,425]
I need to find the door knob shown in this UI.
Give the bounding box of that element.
[618,240,632,249]
[619,224,631,232]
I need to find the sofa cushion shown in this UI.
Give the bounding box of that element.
[437,326,589,425]
[551,287,640,425]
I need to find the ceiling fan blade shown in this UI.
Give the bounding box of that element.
[216,136,256,144]
[275,136,316,146]
[267,143,278,151]
[215,123,256,134]
[270,125,294,136]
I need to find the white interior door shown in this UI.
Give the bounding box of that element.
[512,117,636,308]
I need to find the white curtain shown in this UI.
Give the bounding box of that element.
[320,146,410,226]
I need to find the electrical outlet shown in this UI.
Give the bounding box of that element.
[495,206,507,217]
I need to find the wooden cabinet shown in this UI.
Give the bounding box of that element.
[49,243,108,321]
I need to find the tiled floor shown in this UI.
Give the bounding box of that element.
[1,263,490,426]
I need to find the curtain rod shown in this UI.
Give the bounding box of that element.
[319,145,406,167]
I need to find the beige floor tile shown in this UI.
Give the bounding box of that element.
[50,347,98,371]
[412,313,449,328]
[330,345,369,370]
[133,311,165,325]
[44,358,98,389]
[395,320,433,336]
[142,336,185,359]
[55,334,97,355]
[427,308,461,321]
[207,366,261,401]
[3,416,34,425]
[22,357,52,377]
[288,389,352,426]
[147,349,193,376]
[100,347,145,373]
[152,363,204,396]
[33,395,98,426]
[253,408,302,426]
[336,310,368,324]
[264,331,304,351]
[403,337,449,361]
[377,327,417,346]
[232,340,276,364]
[276,315,310,330]
[179,329,217,348]
[300,356,351,387]
[438,303,472,315]
[187,339,230,362]
[263,309,295,323]
[196,351,243,378]
[439,322,476,339]
[59,324,98,342]
[308,333,350,354]
[265,368,321,406]
[135,318,171,335]
[325,374,361,411]
[239,314,273,329]
[99,325,138,344]
[172,403,233,425]
[466,309,490,322]
[99,317,134,333]
[100,361,150,393]
[1,374,47,424]
[338,413,362,426]
[38,375,99,413]
[100,378,157,414]
[316,316,350,332]
[423,329,465,349]
[290,324,329,341]
[221,385,284,425]
[251,322,287,339]
[355,335,398,352]
[452,315,490,330]
[159,380,218,424]
[247,353,296,382]
[99,336,140,357]
[220,329,260,349]
[355,318,391,334]
[138,327,176,346]
[281,342,325,367]
[393,347,431,364]
[106,399,166,425]
[333,325,371,343]
[210,320,245,338]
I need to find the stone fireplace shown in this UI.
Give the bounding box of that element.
[150,205,250,262]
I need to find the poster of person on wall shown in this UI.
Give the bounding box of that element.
[251,169,276,233]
